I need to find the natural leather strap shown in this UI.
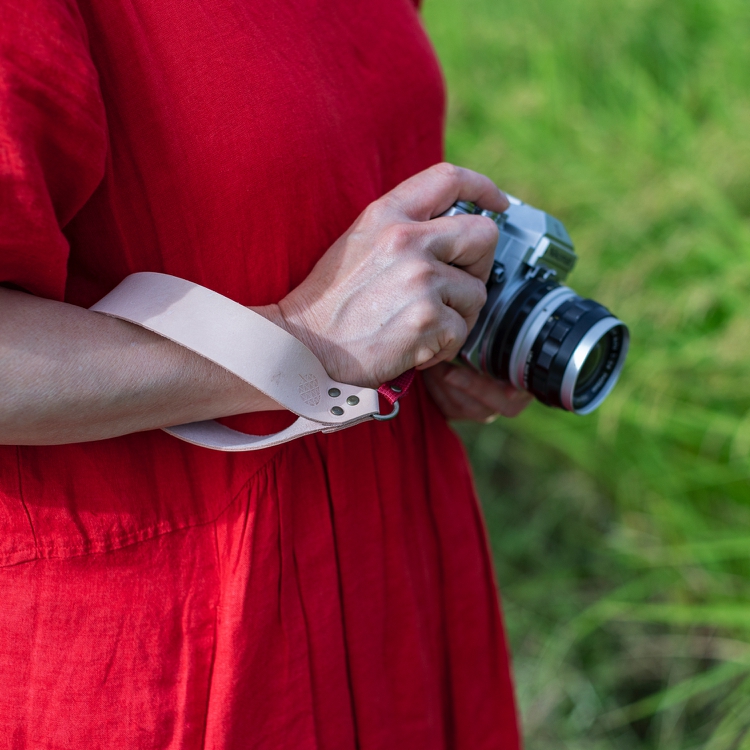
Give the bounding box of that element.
[90,273,384,451]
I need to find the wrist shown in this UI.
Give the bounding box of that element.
[250,302,286,331]
[250,300,329,367]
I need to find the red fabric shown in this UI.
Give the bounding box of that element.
[0,1,520,747]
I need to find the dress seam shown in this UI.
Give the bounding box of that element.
[0,441,289,568]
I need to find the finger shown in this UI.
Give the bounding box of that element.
[436,264,487,324]
[384,163,509,221]
[459,373,532,418]
[440,387,497,422]
[443,365,532,417]
[426,213,499,282]
[414,306,469,370]
[423,367,497,422]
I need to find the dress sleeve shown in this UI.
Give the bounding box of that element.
[0,0,107,300]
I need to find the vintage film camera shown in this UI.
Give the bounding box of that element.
[447,196,629,414]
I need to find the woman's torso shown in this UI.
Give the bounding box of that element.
[1,0,445,563]
[0,2,520,746]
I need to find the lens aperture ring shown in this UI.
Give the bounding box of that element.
[526,298,614,409]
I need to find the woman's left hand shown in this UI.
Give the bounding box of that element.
[423,362,533,422]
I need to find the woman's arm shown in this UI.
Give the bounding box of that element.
[0,163,512,445]
[0,286,284,445]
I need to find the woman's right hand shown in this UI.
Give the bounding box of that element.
[267,163,509,388]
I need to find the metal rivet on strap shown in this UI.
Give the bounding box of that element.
[346,395,360,406]
[391,385,402,393]
[328,388,341,398]
[331,406,344,416]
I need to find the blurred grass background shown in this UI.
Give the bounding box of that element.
[421,0,750,746]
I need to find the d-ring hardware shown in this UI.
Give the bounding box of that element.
[372,400,400,422]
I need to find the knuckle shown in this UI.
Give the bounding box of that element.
[458,275,487,317]
[473,279,487,312]
[382,222,416,252]
[405,258,436,289]
[433,161,462,182]
[415,345,438,367]
[361,199,390,226]
[411,299,439,333]
[440,315,468,351]
[472,277,488,309]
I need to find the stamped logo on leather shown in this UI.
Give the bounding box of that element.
[298,374,321,406]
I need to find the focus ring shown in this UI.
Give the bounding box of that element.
[488,278,561,380]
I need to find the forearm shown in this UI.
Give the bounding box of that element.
[0,165,518,445]
[0,288,283,445]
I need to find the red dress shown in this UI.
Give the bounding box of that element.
[0,0,520,747]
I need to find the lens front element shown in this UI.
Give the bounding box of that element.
[560,317,629,414]
[576,337,607,392]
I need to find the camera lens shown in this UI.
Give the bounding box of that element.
[486,280,629,414]
[576,337,607,392]
[561,316,628,414]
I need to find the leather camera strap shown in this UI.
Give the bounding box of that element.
[90,273,395,452]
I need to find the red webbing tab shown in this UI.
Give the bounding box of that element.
[377,369,415,405]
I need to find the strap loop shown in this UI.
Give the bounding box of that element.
[378,368,415,405]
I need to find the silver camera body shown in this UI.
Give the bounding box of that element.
[446,196,629,414]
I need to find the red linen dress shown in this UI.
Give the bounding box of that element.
[0,0,520,747]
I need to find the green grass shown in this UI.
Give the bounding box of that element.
[421,0,750,746]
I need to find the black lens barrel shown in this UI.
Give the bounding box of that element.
[487,278,561,380]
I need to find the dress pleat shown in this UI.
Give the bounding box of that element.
[0,0,520,745]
